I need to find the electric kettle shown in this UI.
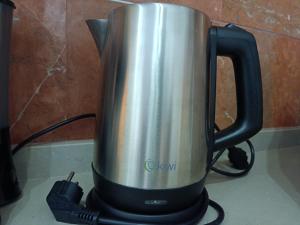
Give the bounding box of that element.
[0,0,21,206]
[87,3,262,215]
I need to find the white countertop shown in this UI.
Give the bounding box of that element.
[1,146,300,225]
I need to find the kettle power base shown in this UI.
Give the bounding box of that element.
[86,188,209,225]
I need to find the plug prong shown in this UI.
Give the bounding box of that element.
[66,171,75,182]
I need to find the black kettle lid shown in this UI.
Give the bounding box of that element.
[0,0,15,9]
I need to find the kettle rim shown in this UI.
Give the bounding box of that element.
[86,2,210,22]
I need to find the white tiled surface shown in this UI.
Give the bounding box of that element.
[1,146,300,225]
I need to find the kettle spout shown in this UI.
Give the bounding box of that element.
[86,19,108,57]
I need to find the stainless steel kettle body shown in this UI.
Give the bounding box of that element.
[87,3,262,213]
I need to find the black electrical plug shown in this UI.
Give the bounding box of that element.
[227,147,249,170]
[46,172,99,225]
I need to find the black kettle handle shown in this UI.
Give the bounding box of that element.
[209,24,263,151]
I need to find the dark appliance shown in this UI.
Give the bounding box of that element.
[0,0,20,207]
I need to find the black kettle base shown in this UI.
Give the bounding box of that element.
[86,187,209,225]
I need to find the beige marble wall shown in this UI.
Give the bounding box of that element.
[9,0,300,143]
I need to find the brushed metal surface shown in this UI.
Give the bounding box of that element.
[0,3,13,128]
[88,3,211,189]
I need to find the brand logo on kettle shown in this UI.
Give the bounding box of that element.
[144,159,176,173]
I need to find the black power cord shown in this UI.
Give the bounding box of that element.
[12,113,96,155]
[12,114,255,225]
[210,124,255,177]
